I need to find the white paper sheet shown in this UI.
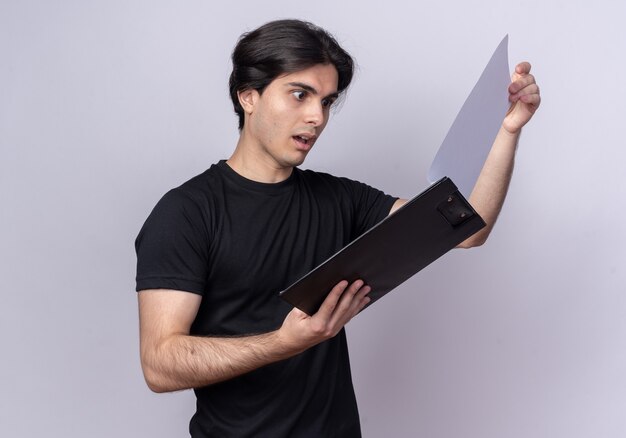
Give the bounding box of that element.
[428,35,511,197]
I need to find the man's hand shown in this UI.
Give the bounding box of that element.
[277,279,371,353]
[503,62,541,134]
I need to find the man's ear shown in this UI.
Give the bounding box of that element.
[237,89,259,115]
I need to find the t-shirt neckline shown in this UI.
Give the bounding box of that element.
[216,160,297,194]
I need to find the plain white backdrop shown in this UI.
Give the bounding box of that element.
[1,1,625,436]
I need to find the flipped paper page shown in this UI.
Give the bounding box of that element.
[428,35,511,197]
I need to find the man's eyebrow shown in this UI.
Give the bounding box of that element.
[286,82,339,100]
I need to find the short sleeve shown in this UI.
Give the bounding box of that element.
[340,178,398,236]
[135,189,210,294]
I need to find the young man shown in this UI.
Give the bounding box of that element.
[135,19,540,437]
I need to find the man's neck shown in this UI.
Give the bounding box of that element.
[227,133,293,184]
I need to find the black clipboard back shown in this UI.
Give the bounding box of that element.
[279,177,485,315]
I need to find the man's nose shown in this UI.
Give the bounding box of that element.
[305,101,325,126]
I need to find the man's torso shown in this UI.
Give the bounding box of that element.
[135,160,396,437]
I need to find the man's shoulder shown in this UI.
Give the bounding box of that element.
[166,161,228,200]
[177,161,223,190]
[147,162,227,218]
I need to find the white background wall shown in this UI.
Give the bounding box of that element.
[1,1,625,437]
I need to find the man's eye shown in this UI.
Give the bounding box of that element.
[292,91,306,100]
[321,98,334,108]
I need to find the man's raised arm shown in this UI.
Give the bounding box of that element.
[390,62,541,248]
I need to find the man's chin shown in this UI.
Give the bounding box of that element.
[281,151,309,168]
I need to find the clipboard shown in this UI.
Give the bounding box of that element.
[279,177,485,315]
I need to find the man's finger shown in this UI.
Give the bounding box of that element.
[332,279,364,311]
[338,281,369,312]
[328,281,371,327]
[315,280,350,317]
[509,74,536,94]
[515,61,531,75]
[513,83,540,98]
[519,93,541,107]
[509,84,540,103]
[351,285,372,315]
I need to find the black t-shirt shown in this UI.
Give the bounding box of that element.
[135,160,397,437]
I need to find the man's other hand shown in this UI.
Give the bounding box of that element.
[503,61,541,134]
[277,279,371,352]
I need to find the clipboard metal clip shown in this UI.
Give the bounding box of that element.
[437,192,475,226]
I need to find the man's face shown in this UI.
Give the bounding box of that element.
[241,63,339,169]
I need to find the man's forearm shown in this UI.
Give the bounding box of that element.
[142,330,297,393]
[459,126,520,248]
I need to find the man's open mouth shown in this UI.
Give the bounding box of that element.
[293,135,311,145]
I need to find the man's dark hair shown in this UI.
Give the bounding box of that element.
[229,19,355,130]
